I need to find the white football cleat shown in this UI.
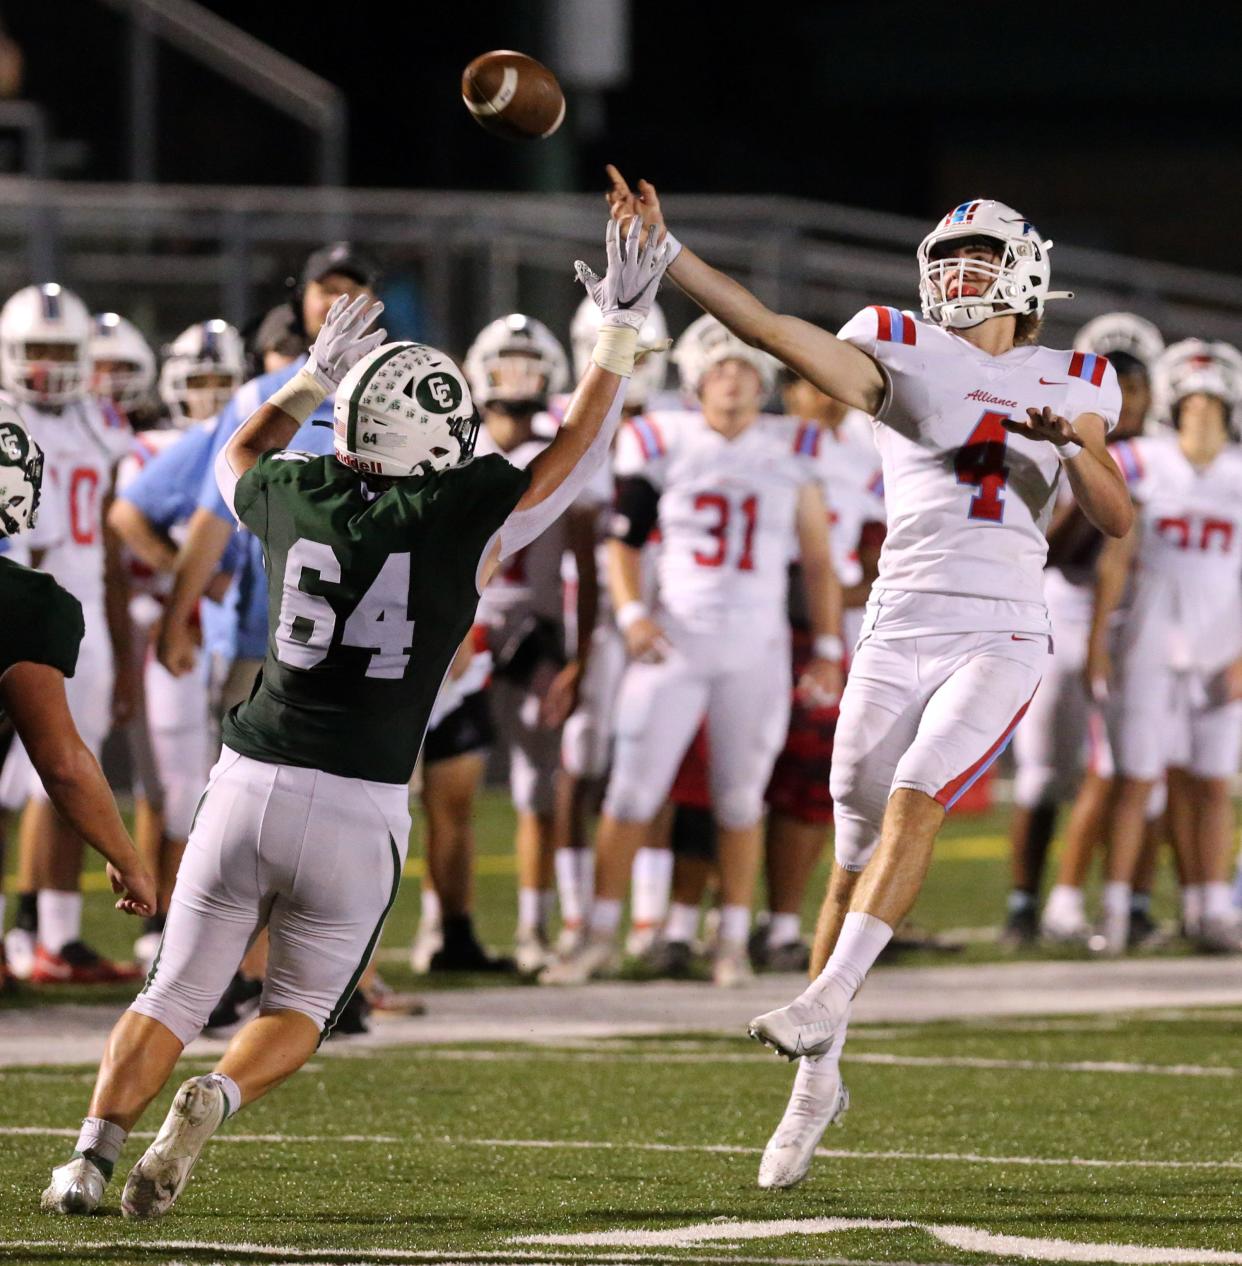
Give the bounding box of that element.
[749,979,851,1061]
[514,926,552,976]
[758,1055,850,1190]
[121,1075,226,1219]
[539,932,621,984]
[41,1156,106,1214]
[1040,910,1090,946]
[624,923,659,959]
[4,926,36,981]
[712,939,754,988]
[408,917,443,975]
[555,922,586,958]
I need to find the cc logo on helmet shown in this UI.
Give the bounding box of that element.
[0,421,28,463]
[416,373,463,414]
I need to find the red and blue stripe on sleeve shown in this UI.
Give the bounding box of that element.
[871,306,917,346]
[1068,350,1109,387]
[794,422,821,457]
[626,414,665,462]
[1110,439,1144,487]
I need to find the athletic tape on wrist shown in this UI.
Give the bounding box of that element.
[592,325,638,378]
[267,367,329,425]
[616,600,649,632]
[1057,438,1085,463]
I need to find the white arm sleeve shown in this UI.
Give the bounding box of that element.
[496,379,626,562]
[213,446,241,523]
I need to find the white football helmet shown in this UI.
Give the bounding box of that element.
[673,313,779,398]
[334,341,479,478]
[571,295,669,409]
[1153,339,1242,435]
[463,314,569,410]
[0,284,92,406]
[159,319,246,425]
[917,199,1073,329]
[1074,313,1164,374]
[90,312,156,412]
[0,400,44,538]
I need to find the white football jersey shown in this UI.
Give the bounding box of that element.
[117,428,186,604]
[804,420,886,587]
[614,410,816,635]
[1112,433,1242,674]
[10,395,131,610]
[840,306,1121,636]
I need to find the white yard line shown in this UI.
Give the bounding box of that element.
[5,1125,1240,1172]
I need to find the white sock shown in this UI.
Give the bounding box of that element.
[767,912,802,948]
[1043,884,1084,925]
[1102,881,1131,920]
[539,888,558,925]
[588,897,622,936]
[664,901,700,944]
[718,904,750,947]
[73,1116,127,1180]
[1203,881,1235,922]
[38,890,82,955]
[1181,883,1205,933]
[516,887,542,933]
[203,1071,242,1119]
[630,848,673,930]
[574,850,595,922]
[419,887,441,928]
[555,850,587,928]
[807,912,892,1001]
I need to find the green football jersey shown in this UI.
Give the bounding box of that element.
[0,556,84,711]
[222,450,531,784]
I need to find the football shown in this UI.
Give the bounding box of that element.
[461,50,566,141]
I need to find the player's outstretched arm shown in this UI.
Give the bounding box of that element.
[478,218,672,588]
[605,166,885,415]
[219,293,386,494]
[0,663,155,917]
[1002,409,1133,538]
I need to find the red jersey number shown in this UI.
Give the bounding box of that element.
[69,467,101,546]
[693,492,760,570]
[955,411,1010,523]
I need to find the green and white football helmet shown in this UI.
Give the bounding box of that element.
[0,400,44,538]
[333,341,479,477]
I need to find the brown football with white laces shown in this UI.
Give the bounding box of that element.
[461,50,566,141]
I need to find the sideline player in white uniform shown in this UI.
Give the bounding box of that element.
[1002,314,1163,944]
[1089,339,1242,954]
[108,320,246,968]
[544,313,844,988]
[605,170,1131,1187]
[40,219,672,1220]
[464,314,602,973]
[0,283,138,985]
[551,295,670,954]
[90,312,157,419]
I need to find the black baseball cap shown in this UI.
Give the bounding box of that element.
[299,241,380,289]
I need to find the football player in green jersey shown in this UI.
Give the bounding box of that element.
[41,216,672,1220]
[0,405,154,992]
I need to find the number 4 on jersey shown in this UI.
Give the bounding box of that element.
[955,410,1011,522]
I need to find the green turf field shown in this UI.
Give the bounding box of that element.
[2,1012,1241,1264]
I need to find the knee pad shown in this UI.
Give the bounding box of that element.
[561,711,605,781]
[713,784,764,831]
[828,752,886,834]
[1013,763,1059,810]
[164,773,206,842]
[832,805,881,872]
[602,772,662,825]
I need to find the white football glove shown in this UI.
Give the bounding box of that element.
[305,293,387,391]
[575,217,672,333]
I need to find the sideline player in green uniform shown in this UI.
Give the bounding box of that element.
[41,217,672,1219]
[0,405,154,992]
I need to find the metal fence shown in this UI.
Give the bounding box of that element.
[2,177,1241,362]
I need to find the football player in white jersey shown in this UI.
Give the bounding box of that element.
[1089,339,1242,954]
[108,320,246,969]
[543,313,844,988]
[1002,313,1163,945]
[551,295,670,954]
[757,371,885,970]
[90,313,157,420]
[0,283,140,985]
[462,313,603,973]
[605,170,1131,1187]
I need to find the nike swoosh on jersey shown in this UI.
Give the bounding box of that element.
[1039,377,1066,385]
[1011,634,1041,642]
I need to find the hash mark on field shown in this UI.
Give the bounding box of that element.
[5,1125,1241,1172]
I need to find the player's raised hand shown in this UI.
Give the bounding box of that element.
[306,293,387,391]
[1003,406,1082,448]
[605,165,665,231]
[575,216,672,332]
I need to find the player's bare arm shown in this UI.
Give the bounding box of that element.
[1085,518,1138,700]
[0,661,155,916]
[607,535,669,664]
[605,166,885,415]
[107,497,178,574]
[157,507,232,676]
[1002,408,1133,537]
[102,487,137,725]
[794,480,845,708]
[541,506,599,728]
[478,217,672,588]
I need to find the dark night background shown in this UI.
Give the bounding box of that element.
[5,1,1242,271]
